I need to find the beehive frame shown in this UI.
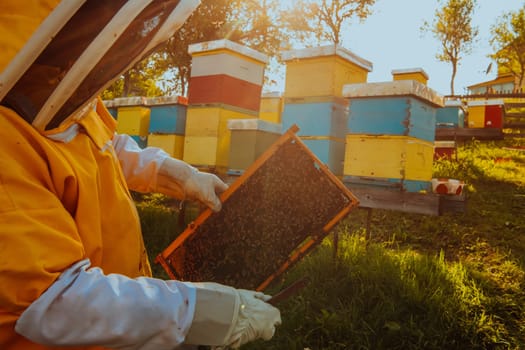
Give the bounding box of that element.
[156,125,359,291]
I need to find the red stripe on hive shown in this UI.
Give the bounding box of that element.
[188,74,262,112]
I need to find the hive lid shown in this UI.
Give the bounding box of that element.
[156,125,359,291]
[188,39,269,64]
[342,80,444,107]
[391,67,429,80]
[281,45,373,72]
[227,118,282,133]
[146,95,188,106]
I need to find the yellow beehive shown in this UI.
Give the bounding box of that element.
[116,106,150,137]
[185,105,256,137]
[344,135,434,181]
[147,134,185,159]
[281,45,372,98]
[467,101,486,128]
[259,92,283,123]
[183,136,219,169]
[392,68,429,85]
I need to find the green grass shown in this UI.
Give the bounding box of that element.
[136,137,525,349]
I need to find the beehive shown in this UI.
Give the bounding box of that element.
[227,119,282,173]
[344,80,443,142]
[114,97,150,137]
[485,100,504,128]
[301,136,345,177]
[282,97,349,139]
[130,135,148,149]
[436,100,465,128]
[147,134,184,159]
[434,140,456,160]
[156,126,359,291]
[281,45,372,98]
[391,67,429,85]
[183,136,218,169]
[259,92,283,123]
[466,99,504,129]
[147,96,187,134]
[102,99,118,119]
[188,39,268,113]
[343,134,434,192]
[183,104,257,172]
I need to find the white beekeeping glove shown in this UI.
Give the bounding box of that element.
[184,282,281,348]
[156,158,228,212]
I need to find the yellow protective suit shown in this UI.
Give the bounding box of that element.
[0,99,151,349]
[0,2,150,348]
[0,1,281,349]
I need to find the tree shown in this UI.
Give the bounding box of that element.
[490,6,525,90]
[422,0,478,95]
[283,0,376,46]
[105,0,289,97]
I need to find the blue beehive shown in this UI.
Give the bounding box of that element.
[147,96,188,135]
[131,135,148,149]
[282,97,348,139]
[102,99,118,119]
[436,100,465,128]
[301,137,345,176]
[345,80,443,142]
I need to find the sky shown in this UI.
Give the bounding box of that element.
[272,0,524,96]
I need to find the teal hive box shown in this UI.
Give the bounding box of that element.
[300,137,345,176]
[282,97,348,139]
[344,80,444,142]
[436,100,465,128]
[147,96,188,135]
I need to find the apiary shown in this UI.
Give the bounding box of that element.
[114,97,150,137]
[156,125,359,291]
[227,119,282,174]
[391,67,429,85]
[259,92,283,123]
[436,100,465,128]
[188,39,268,113]
[344,80,443,142]
[147,96,187,135]
[281,45,372,99]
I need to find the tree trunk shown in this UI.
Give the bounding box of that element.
[123,71,131,97]
[450,62,457,96]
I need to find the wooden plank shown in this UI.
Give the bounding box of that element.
[345,185,440,216]
[435,127,504,141]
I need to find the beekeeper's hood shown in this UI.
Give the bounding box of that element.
[0,0,200,131]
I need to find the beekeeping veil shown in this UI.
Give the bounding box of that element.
[0,0,200,131]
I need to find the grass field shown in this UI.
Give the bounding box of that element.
[137,137,525,349]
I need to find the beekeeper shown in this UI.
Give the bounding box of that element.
[0,1,281,349]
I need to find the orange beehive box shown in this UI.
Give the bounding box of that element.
[156,125,359,291]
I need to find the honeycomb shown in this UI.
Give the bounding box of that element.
[157,127,359,290]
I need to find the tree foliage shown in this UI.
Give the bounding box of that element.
[490,6,525,90]
[104,0,287,98]
[283,0,376,46]
[422,0,478,95]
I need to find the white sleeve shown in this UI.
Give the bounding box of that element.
[112,133,170,193]
[15,259,196,350]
